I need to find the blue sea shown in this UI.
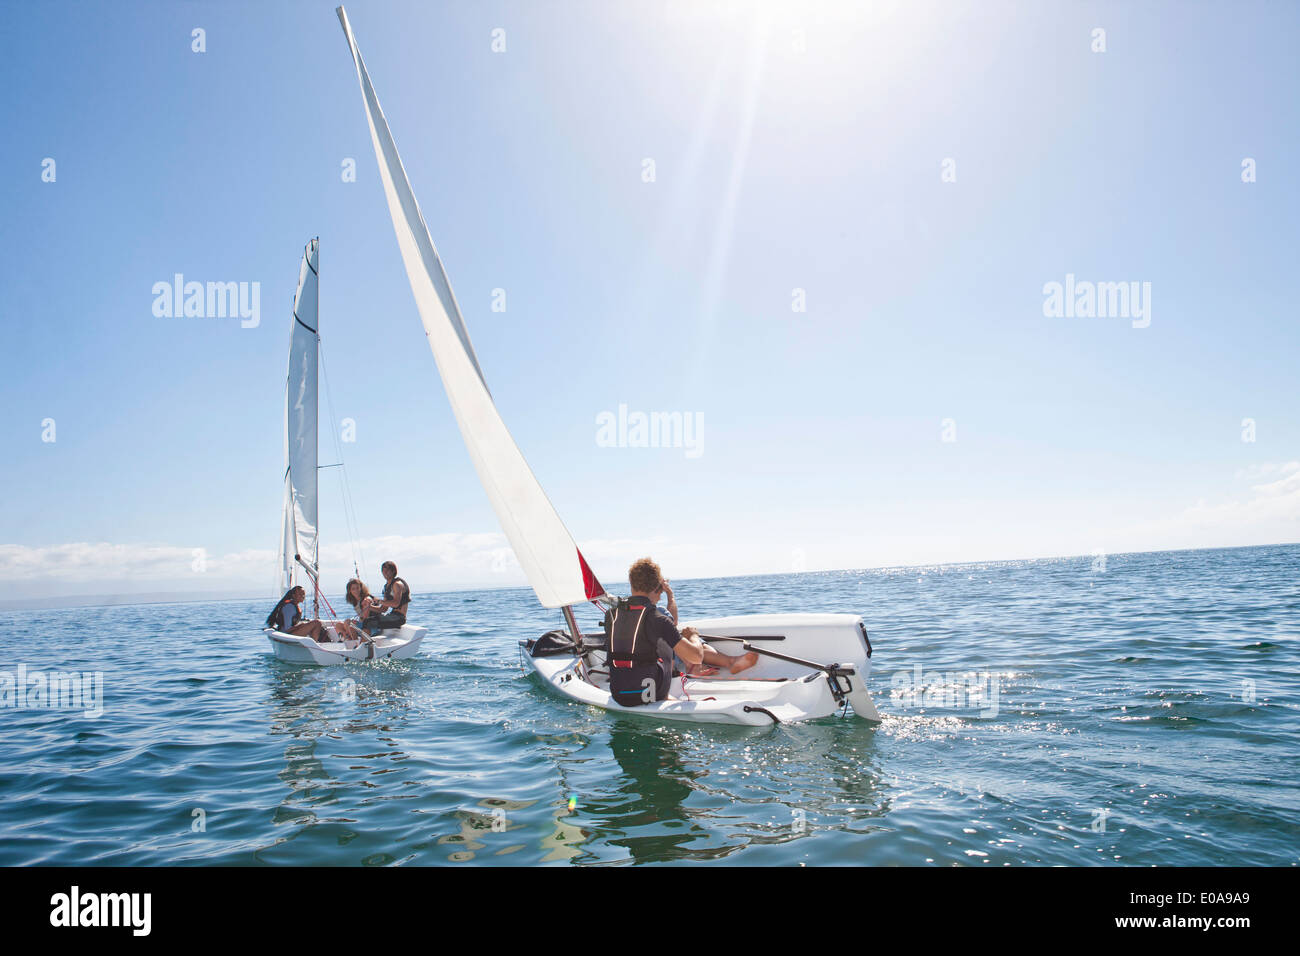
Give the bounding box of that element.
[1,545,1296,866]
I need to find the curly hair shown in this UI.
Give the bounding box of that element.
[628,557,663,593]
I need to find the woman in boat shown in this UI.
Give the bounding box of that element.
[266,586,331,643]
[345,578,383,636]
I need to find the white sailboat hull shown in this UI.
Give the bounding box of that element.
[265,624,427,665]
[523,613,879,726]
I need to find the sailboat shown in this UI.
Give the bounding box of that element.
[336,7,879,722]
[263,237,428,665]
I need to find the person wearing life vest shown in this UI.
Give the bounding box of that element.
[266,586,331,643]
[346,578,384,636]
[373,561,411,630]
[607,558,759,706]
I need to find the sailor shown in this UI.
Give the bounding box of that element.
[607,558,757,706]
[266,586,331,643]
[345,578,383,635]
[373,561,411,630]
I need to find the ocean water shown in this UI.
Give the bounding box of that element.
[1,545,1296,866]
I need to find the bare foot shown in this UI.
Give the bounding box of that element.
[688,664,720,677]
[729,651,759,674]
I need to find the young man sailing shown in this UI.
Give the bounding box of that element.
[372,561,411,630]
[607,558,758,706]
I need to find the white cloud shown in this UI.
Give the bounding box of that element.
[1100,461,1300,554]
[6,463,1296,602]
[0,532,680,601]
[0,541,204,580]
[1232,461,1300,482]
[1181,462,1300,528]
[0,534,523,594]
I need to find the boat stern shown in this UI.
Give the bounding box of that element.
[683,612,879,721]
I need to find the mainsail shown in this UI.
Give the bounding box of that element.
[336,6,604,609]
[279,238,320,594]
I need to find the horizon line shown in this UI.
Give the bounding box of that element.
[2,540,1293,613]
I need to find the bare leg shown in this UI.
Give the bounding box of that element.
[287,620,329,643]
[726,650,759,674]
[338,620,368,644]
[687,647,724,676]
[697,645,758,675]
[700,647,729,669]
[688,646,758,676]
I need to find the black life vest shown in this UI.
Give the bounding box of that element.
[383,576,410,611]
[266,590,301,630]
[607,597,663,668]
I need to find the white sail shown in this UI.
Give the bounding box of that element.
[279,238,320,593]
[337,7,604,608]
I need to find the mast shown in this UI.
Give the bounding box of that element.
[562,605,583,641]
[310,245,320,617]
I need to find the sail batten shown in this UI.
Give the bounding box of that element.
[279,238,320,593]
[337,6,603,608]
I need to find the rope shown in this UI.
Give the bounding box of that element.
[294,555,369,644]
[311,574,342,621]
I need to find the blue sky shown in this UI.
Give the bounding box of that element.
[1,0,1297,602]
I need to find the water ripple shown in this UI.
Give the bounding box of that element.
[0,545,1296,865]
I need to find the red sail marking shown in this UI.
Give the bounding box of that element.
[577,549,604,601]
